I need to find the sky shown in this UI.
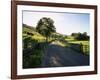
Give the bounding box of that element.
[23,10,90,35]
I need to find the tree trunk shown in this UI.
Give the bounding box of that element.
[46,37,48,43]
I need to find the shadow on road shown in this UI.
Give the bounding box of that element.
[41,43,89,67]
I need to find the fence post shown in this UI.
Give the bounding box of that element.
[80,43,83,53]
[85,45,88,54]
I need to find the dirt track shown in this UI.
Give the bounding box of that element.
[42,42,89,67]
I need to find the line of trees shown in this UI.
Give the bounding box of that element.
[71,32,89,40]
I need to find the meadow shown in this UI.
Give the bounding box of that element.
[65,36,89,55]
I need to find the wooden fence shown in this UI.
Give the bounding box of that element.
[80,44,89,54]
[69,43,89,55]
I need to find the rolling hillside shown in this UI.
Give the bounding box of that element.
[23,24,45,42]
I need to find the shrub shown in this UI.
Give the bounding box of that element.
[23,37,44,68]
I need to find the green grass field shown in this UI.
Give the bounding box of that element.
[65,36,90,55]
[69,41,89,45]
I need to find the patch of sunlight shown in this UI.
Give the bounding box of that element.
[50,57,62,66]
[52,41,66,47]
[69,41,89,46]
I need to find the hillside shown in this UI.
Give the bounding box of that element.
[22,24,65,42]
[23,24,45,41]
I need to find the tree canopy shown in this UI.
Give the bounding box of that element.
[71,32,89,40]
[36,17,56,42]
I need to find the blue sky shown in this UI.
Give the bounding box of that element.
[23,11,90,35]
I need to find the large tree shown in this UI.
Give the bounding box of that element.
[36,17,56,42]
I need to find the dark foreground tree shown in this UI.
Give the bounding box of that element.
[36,17,56,43]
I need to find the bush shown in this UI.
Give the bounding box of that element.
[71,32,89,40]
[23,37,44,68]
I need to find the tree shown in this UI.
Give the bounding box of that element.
[83,32,87,36]
[75,32,89,40]
[82,32,89,40]
[71,33,78,37]
[76,32,83,40]
[36,17,56,43]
